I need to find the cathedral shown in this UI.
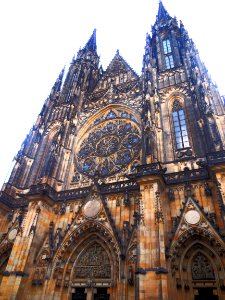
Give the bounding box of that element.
[1,2,225,299]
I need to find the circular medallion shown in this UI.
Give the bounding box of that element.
[83,200,101,218]
[185,210,200,225]
[8,228,17,240]
[75,108,141,177]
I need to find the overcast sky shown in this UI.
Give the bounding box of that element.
[0,0,224,187]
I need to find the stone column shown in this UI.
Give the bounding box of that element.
[85,287,97,300]
[0,201,41,300]
[136,176,168,300]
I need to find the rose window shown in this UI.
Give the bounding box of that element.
[75,110,141,177]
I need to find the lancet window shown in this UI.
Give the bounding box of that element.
[163,39,174,69]
[172,100,190,149]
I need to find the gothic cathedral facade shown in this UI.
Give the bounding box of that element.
[0,2,225,300]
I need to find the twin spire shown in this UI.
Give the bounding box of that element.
[51,0,171,97]
[80,2,170,54]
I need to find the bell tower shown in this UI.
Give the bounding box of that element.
[6,30,101,193]
[142,0,225,164]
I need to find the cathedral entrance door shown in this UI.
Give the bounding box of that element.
[94,288,109,300]
[194,288,218,300]
[72,288,86,300]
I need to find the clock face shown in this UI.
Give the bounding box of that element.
[75,108,141,177]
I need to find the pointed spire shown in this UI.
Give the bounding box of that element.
[180,20,189,40]
[156,0,171,23]
[50,66,65,100]
[83,29,97,52]
[55,66,65,92]
[58,66,65,83]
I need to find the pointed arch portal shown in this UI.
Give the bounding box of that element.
[51,221,120,300]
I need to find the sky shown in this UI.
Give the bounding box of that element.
[0,0,224,187]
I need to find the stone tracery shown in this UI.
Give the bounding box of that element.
[192,253,215,280]
[75,107,141,177]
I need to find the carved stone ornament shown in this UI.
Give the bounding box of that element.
[8,228,18,241]
[75,108,141,177]
[74,242,111,279]
[184,210,200,225]
[83,200,101,218]
[192,253,215,280]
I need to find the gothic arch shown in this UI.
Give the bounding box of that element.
[50,220,120,298]
[167,93,185,110]
[169,232,225,299]
[166,93,193,159]
[76,103,141,139]
[33,122,63,181]
[71,238,113,282]
[182,241,223,299]
[190,251,215,281]
[45,120,61,137]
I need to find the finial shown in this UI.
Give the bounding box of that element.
[116,49,120,55]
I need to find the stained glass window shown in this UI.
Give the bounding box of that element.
[163,39,174,69]
[172,101,190,149]
[163,39,172,54]
[165,55,174,69]
[75,110,141,177]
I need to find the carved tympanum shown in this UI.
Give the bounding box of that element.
[74,242,111,279]
[192,253,215,280]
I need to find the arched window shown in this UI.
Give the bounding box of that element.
[163,39,174,69]
[172,100,190,149]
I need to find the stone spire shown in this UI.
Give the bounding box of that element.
[77,29,98,59]
[83,28,97,52]
[50,66,65,100]
[156,0,171,24]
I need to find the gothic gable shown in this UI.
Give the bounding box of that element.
[103,51,138,78]
[90,52,139,97]
[169,195,225,259]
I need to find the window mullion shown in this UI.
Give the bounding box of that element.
[178,113,184,148]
